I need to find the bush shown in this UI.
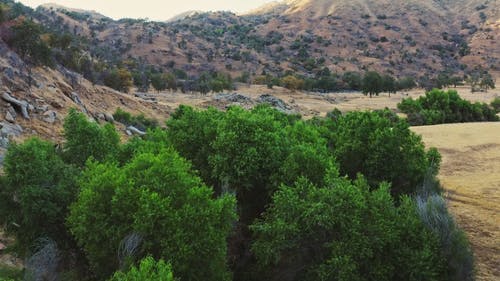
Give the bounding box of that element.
[491,97,500,113]
[398,89,499,125]
[113,108,158,131]
[108,257,175,281]
[0,138,78,254]
[68,148,236,280]
[63,109,120,166]
[325,110,437,196]
[251,176,446,280]
[416,195,475,281]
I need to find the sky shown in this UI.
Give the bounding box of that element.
[17,0,278,21]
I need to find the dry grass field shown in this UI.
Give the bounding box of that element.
[412,123,500,281]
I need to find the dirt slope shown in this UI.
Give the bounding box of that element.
[412,123,500,281]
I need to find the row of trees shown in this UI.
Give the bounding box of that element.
[398,89,499,125]
[254,69,417,95]
[0,105,474,281]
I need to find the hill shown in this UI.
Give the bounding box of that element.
[32,0,500,83]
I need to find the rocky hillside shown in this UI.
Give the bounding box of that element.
[0,37,170,166]
[33,0,499,81]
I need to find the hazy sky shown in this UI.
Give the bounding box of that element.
[18,0,277,21]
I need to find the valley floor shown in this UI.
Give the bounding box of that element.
[413,123,500,281]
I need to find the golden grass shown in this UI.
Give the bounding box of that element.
[412,123,500,281]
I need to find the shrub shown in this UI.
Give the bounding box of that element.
[108,257,175,281]
[63,109,120,166]
[113,108,158,131]
[68,148,236,280]
[325,110,436,196]
[491,97,500,113]
[416,195,475,281]
[251,176,446,280]
[0,138,78,254]
[398,89,499,125]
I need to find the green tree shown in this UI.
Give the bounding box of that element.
[251,176,445,281]
[68,148,236,281]
[479,72,495,92]
[104,67,133,92]
[150,72,167,92]
[326,110,436,196]
[210,106,291,222]
[382,74,396,97]
[108,257,175,281]
[167,105,224,189]
[63,109,120,167]
[8,20,53,67]
[0,138,78,253]
[362,71,383,97]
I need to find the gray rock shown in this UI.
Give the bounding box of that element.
[5,111,15,123]
[0,121,23,138]
[0,137,8,149]
[2,92,30,119]
[215,93,253,104]
[97,113,105,120]
[104,113,115,123]
[125,130,132,136]
[70,92,88,113]
[42,110,57,123]
[257,94,293,113]
[127,126,146,136]
[3,68,15,80]
[36,105,50,113]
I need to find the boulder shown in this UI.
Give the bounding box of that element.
[42,110,57,124]
[257,94,293,113]
[5,111,15,123]
[36,104,50,113]
[127,126,146,136]
[96,113,106,121]
[0,121,23,138]
[215,93,253,104]
[2,92,30,119]
[104,113,115,123]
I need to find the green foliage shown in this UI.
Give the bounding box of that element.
[398,89,499,125]
[63,109,120,167]
[362,71,383,97]
[193,71,233,94]
[0,138,78,253]
[0,102,474,281]
[491,97,500,113]
[325,110,435,196]
[8,19,53,67]
[103,67,133,92]
[68,148,237,280]
[167,105,223,188]
[108,257,175,281]
[0,265,23,281]
[210,106,291,221]
[251,176,446,281]
[113,108,158,131]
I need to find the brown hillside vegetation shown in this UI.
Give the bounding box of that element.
[412,123,500,281]
[36,0,500,79]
